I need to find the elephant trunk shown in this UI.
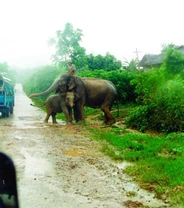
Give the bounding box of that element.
[29,78,60,98]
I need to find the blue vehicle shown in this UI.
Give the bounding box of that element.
[0,75,14,117]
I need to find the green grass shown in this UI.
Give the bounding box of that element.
[88,128,184,207]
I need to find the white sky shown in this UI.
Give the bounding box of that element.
[0,0,184,69]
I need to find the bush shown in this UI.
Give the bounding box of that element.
[163,48,184,75]
[126,77,184,133]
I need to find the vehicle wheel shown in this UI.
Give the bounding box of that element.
[2,110,6,117]
[10,104,13,114]
[6,108,10,117]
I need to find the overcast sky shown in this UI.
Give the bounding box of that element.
[0,0,183,69]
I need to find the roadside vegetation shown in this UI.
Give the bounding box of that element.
[87,126,184,207]
[2,23,184,207]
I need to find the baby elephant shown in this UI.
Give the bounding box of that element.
[43,91,75,124]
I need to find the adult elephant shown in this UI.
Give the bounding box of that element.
[29,73,117,124]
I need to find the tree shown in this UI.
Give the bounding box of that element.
[103,53,122,71]
[161,43,176,53]
[48,23,87,70]
[86,53,122,71]
[163,47,184,75]
[123,59,139,72]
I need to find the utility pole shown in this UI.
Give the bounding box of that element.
[133,48,141,69]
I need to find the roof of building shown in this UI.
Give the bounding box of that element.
[139,45,184,67]
[139,54,164,67]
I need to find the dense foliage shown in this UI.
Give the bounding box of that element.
[123,58,139,72]
[126,47,184,133]
[163,47,184,75]
[86,53,122,71]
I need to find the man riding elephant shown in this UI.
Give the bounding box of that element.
[67,61,77,76]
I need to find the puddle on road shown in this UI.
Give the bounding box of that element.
[116,161,132,169]
[12,118,66,129]
[16,125,45,129]
[21,148,53,178]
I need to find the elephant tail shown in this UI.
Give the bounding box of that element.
[30,103,45,107]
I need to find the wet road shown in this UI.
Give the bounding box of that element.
[0,83,168,208]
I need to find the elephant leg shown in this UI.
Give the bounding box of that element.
[101,105,116,124]
[62,105,72,124]
[51,113,58,124]
[104,114,109,124]
[73,106,80,122]
[68,107,73,123]
[44,113,50,123]
[74,102,85,123]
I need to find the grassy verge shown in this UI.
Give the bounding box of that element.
[87,127,184,207]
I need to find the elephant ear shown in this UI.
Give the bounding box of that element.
[68,76,78,90]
